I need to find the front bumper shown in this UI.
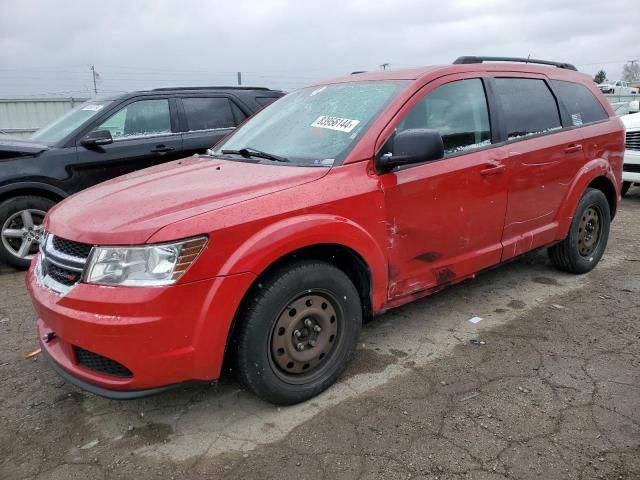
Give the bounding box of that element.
[623,149,640,183]
[27,258,256,395]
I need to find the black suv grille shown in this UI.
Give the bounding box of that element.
[75,347,133,378]
[52,236,93,259]
[626,131,640,152]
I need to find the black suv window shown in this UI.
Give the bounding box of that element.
[182,97,236,131]
[397,78,491,155]
[94,99,171,139]
[494,78,561,140]
[255,97,279,107]
[551,80,609,125]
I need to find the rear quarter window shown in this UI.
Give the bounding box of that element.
[551,80,609,125]
[255,96,279,107]
[494,78,561,140]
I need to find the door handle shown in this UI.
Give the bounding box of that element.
[564,144,582,154]
[480,161,506,176]
[151,145,175,153]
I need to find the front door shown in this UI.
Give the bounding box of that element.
[378,77,509,300]
[73,98,183,191]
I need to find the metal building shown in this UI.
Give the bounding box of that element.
[0,97,88,140]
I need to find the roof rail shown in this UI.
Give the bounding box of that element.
[151,86,272,91]
[453,56,577,71]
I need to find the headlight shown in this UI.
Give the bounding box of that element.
[85,236,207,287]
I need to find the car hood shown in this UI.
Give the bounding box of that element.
[45,156,330,245]
[0,138,49,159]
[621,111,640,130]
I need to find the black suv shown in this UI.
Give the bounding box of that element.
[0,86,284,269]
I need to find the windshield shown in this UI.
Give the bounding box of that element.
[30,100,114,145]
[212,80,409,166]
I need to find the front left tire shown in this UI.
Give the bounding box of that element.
[234,260,362,405]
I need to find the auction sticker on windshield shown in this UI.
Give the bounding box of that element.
[311,115,360,133]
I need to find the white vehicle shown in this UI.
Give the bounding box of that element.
[621,112,640,196]
[598,80,639,95]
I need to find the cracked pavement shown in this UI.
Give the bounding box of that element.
[1,191,639,479]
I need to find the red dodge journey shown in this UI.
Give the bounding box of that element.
[27,56,624,404]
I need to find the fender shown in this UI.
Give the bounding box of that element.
[219,214,389,310]
[554,158,618,239]
[0,181,69,200]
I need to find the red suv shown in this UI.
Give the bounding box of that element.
[27,56,624,404]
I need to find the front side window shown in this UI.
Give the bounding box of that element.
[494,78,561,140]
[30,100,114,145]
[551,80,609,125]
[93,99,171,139]
[212,80,409,166]
[182,97,237,131]
[395,78,491,155]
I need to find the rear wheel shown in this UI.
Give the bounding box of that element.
[234,261,361,405]
[548,188,610,274]
[621,181,632,197]
[0,196,54,270]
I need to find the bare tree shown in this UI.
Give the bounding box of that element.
[621,60,640,82]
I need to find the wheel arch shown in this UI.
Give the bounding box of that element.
[0,183,67,205]
[555,159,619,239]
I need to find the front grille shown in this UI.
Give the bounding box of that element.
[75,347,133,378]
[626,131,640,151]
[623,163,640,173]
[52,236,93,259]
[38,234,92,293]
[45,262,81,286]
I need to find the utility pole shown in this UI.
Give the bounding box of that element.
[89,65,98,94]
[380,63,390,71]
[237,72,242,86]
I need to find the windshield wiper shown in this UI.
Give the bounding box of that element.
[221,147,289,163]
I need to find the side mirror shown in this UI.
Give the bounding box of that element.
[376,129,444,173]
[81,130,113,147]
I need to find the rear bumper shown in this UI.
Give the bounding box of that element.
[27,258,256,394]
[623,149,640,183]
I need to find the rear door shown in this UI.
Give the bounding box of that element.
[178,96,247,155]
[73,97,183,190]
[492,76,586,260]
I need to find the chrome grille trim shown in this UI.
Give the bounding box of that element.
[37,234,93,294]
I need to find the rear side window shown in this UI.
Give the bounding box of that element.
[494,78,561,140]
[396,78,491,155]
[255,96,279,107]
[551,80,609,125]
[182,97,236,131]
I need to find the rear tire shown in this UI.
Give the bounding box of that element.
[234,260,362,405]
[621,181,632,197]
[548,188,610,274]
[0,195,54,270]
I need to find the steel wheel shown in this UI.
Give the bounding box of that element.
[577,205,602,257]
[1,208,46,261]
[269,291,341,384]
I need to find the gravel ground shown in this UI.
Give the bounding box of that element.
[1,191,639,480]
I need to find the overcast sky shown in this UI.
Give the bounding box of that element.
[1,0,638,97]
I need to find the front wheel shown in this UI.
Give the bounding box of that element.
[234,261,362,405]
[621,181,632,197]
[0,195,54,270]
[548,188,611,274]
